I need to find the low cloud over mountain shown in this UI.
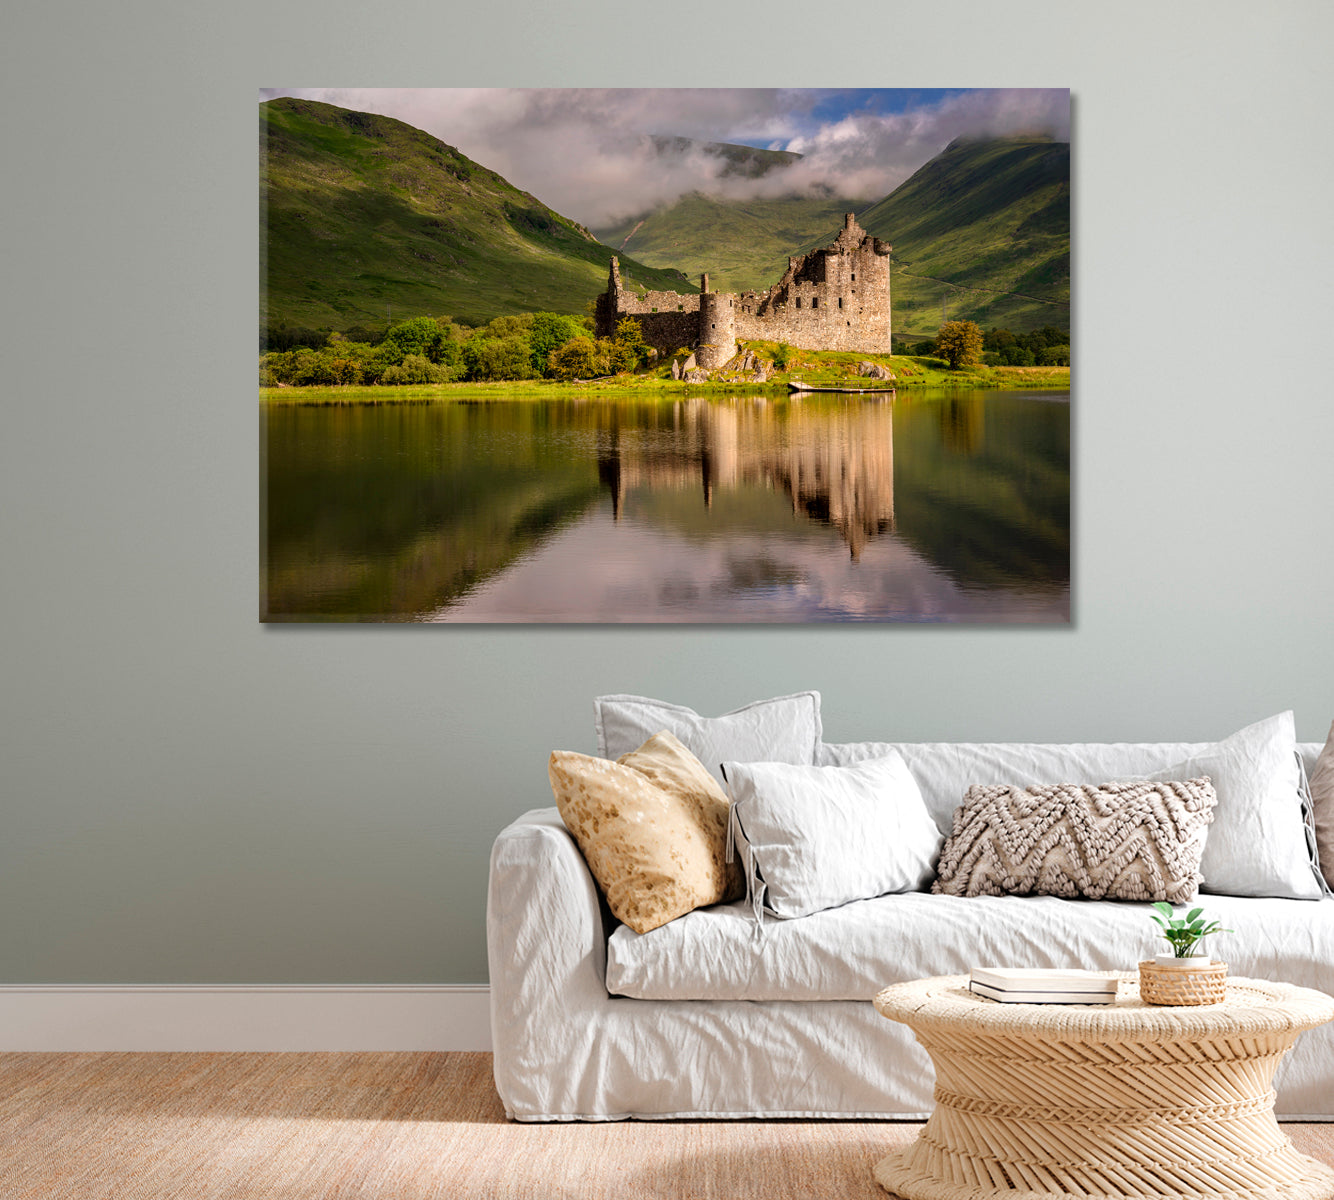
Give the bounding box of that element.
[257,88,1070,227]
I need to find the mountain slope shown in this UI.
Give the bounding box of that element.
[592,138,864,293]
[593,190,865,295]
[646,136,802,178]
[591,135,1069,333]
[262,99,693,331]
[855,136,1070,337]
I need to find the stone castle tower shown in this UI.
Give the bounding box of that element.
[596,213,891,363]
[695,273,737,369]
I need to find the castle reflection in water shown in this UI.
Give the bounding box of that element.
[263,388,1061,623]
[595,395,913,560]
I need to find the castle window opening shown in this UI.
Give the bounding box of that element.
[812,298,818,309]
[678,304,683,311]
[795,298,801,309]
[652,307,658,312]
[838,297,843,309]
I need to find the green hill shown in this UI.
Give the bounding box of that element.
[261,98,693,332]
[856,136,1070,338]
[594,190,864,295]
[596,135,1069,338]
[593,138,863,293]
[646,136,803,179]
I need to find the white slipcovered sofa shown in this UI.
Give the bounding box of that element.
[487,699,1334,1122]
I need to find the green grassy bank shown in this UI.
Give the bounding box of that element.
[262,350,1069,404]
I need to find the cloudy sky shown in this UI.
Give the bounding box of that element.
[258,88,1069,228]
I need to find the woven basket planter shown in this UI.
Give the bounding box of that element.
[1139,958,1228,1005]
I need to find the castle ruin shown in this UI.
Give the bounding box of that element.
[595,213,891,368]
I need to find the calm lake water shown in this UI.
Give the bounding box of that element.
[263,389,1069,623]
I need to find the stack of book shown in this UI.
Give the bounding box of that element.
[969,967,1119,1005]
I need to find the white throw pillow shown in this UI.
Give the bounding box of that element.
[595,692,822,784]
[819,739,1209,836]
[1150,711,1321,899]
[722,752,941,921]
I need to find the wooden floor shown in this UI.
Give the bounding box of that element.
[1,1052,1331,1199]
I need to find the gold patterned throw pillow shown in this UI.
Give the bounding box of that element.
[932,778,1218,902]
[549,731,744,934]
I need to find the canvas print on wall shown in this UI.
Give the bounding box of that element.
[260,88,1070,623]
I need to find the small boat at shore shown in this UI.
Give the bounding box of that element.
[788,380,896,395]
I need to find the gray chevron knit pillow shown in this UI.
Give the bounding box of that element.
[933,778,1217,903]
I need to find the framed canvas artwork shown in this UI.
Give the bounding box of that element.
[260,88,1070,623]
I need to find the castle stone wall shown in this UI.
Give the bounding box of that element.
[595,259,701,353]
[627,310,701,355]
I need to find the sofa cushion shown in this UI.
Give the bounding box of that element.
[818,740,1209,835]
[723,754,940,921]
[1311,722,1334,892]
[595,692,822,784]
[548,731,743,934]
[605,890,1334,1002]
[932,778,1216,903]
[1149,712,1321,899]
[822,722,1321,900]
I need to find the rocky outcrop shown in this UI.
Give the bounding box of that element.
[857,360,896,381]
[717,348,772,383]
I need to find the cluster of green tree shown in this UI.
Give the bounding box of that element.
[262,323,341,353]
[981,325,1070,367]
[259,311,642,387]
[264,323,402,353]
[897,322,1069,369]
[546,319,650,381]
[261,316,460,386]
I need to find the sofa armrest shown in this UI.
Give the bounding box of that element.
[487,807,614,1113]
[487,806,610,1000]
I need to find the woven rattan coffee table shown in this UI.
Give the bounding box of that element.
[873,973,1334,1200]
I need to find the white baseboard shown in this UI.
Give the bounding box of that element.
[0,985,492,1051]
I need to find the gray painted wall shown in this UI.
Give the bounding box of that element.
[3,1,1331,984]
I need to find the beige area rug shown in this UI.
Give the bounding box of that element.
[1,1052,1331,1200]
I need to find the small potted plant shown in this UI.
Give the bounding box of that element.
[1148,902,1231,965]
[1139,902,1231,1005]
